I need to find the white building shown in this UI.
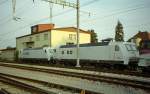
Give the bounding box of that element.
[16,24,91,51]
[0,48,16,61]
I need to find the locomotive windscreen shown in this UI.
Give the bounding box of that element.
[125,44,137,51]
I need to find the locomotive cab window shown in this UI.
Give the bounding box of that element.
[62,51,64,54]
[131,45,137,51]
[67,50,70,54]
[115,45,119,51]
[70,51,72,54]
[125,44,136,51]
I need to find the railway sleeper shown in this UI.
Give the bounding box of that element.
[0,88,11,94]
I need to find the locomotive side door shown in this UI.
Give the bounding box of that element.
[113,45,122,60]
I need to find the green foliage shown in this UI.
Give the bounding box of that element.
[115,21,124,42]
[89,29,98,43]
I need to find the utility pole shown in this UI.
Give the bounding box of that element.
[12,0,21,21]
[12,0,16,17]
[76,0,80,67]
[43,0,80,67]
[49,2,53,23]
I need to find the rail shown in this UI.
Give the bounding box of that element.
[0,74,55,94]
[0,88,11,94]
[0,63,150,90]
[0,73,100,94]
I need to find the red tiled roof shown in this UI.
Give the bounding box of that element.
[128,31,150,41]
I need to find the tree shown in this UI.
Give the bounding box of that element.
[89,29,98,43]
[115,21,124,42]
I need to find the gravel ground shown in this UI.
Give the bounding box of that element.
[2,62,150,83]
[0,82,34,94]
[0,65,149,94]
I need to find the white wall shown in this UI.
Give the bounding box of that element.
[0,50,16,61]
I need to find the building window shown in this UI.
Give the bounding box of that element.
[69,34,76,40]
[66,42,74,45]
[42,45,48,47]
[44,34,48,40]
[115,45,119,51]
[36,35,40,41]
[29,37,32,41]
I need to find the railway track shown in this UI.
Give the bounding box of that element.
[0,62,150,91]
[0,74,54,94]
[19,62,150,77]
[0,88,11,94]
[0,71,100,94]
[1,61,150,77]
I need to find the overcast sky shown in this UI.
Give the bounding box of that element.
[0,0,150,49]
